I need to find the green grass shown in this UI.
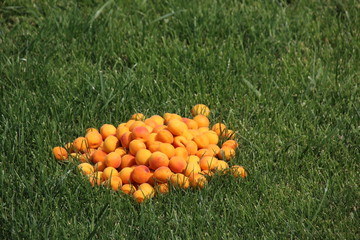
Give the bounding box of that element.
[1,0,359,239]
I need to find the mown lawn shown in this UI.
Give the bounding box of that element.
[1,0,359,239]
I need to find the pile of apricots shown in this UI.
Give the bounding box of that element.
[52,104,247,203]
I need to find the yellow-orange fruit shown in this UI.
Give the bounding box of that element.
[168,156,187,173]
[131,126,150,142]
[52,146,68,160]
[214,160,229,172]
[174,147,188,160]
[167,119,188,136]
[133,190,146,203]
[129,121,146,132]
[147,141,161,153]
[191,104,210,117]
[88,172,104,187]
[195,148,214,158]
[144,118,158,128]
[157,143,175,159]
[114,147,127,157]
[91,149,107,164]
[222,140,239,150]
[135,149,152,166]
[131,165,152,184]
[104,176,123,191]
[218,147,235,161]
[86,128,99,133]
[187,155,200,164]
[121,184,136,195]
[104,151,122,168]
[193,115,210,128]
[138,183,155,197]
[211,123,227,136]
[115,125,129,140]
[170,173,190,189]
[77,163,94,175]
[173,136,188,148]
[119,131,132,148]
[102,167,119,180]
[118,167,134,184]
[204,130,219,145]
[156,183,170,194]
[199,156,219,171]
[94,161,106,172]
[85,131,103,149]
[189,173,208,189]
[230,165,248,178]
[102,135,120,153]
[207,144,221,156]
[193,133,210,149]
[155,129,174,144]
[100,124,116,140]
[153,166,173,183]
[222,129,235,139]
[184,162,201,178]
[73,137,88,153]
[148,151,170,170]
[131,113,145,121]
[181,118,199,130]
[185,140,198,155]
[150,115,165,126]
[152,125,167,134]
[129,139,146,156]
[120,154,136,169]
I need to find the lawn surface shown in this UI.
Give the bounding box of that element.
[1,0,359,239]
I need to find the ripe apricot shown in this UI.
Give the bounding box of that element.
[150,115,164,126]
[153,166,173,183]
[155,129,174,144]
[147,141,161,153]
[189,173,208,189]
[193,133,210,149]
[135,148,152,166]
[131,165,152,184]
[152,125,167,133]
[52,146,68,160]
[195,148,214,158]
[77,163,94,175]
[215,160,229,172]
[174,147,188,160]
[157,143,175,159]
[167,119,188,136]
[144,118,158,128]
[131,126,150,142]
[207,144,221,156]
[120,154,136,169]
[185,140,198,155]
[204,130,219,145]
[94,161,106,172]
[102,167,119,180]
[170,173,190,189]
[156,183,169,194]
[193,115,210,128]
[218,147,235,161]
[89,172,104,187]
[230,165,248,178]
[100,124,116,140]
[173,136,188,148]
[85,131,103,149]
[129,139,146,156]
[119,131,132,148]
[138,183,155,197]
[149,151,170,170]
[191,104,210,117]
[103,176,122,191]
[222,140,239,150]
[132,190,146,203]
[104,152,122,168]
[115,125,129,140]
[129,121,146,132]
[121,184,136,195]
[118,167,134,184]
[131,113,145,121]
[211,123,227,136]
[102,135,120,153]
[114,147,127,157]
[91,149,107,164]
[184,162,201,178]
[223,129,235,139]
[199,156,219,171]
[187,155,200,164]
[73,137,88,153]
[168,156,187,173]
[181,118,198,129]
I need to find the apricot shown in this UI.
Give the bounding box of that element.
[102,135,120,153]
[148,151,170,170]
[129,121,146,132]
[118,167,134,184]
[170,173,190,189]
[73,137,88,153]
[114,147,127,157]
[91,149,107,164]
[156,183,169,194]
[223,129,235,139]
[119,131,132,148]
[222,140,239,150]
[184,162,201,178]
[230,165,248,178]
[120,154,136,169]
[147,141,161,153]
[168,156,187,173]
[125,119,135,128]
[88,172,104,187]
[85,131,103,149]
[167,119,188,136]
[121,184,136,195]
[218,147,235,161]
[173,136,188,148]
[131,165,152,184]
[138,183,155,197]
[157,143,175,159]
[204,130,219,145]
[187,155,200,164]
[104,152,122,168]
[185,140,198,155]
[207,144,221,156]
[193,115,210,128]
[215,160,229,172]
[181,118,198,129]
[102,167,119,180]
[153,166,173,183]
[104,176,123,191]
[144,118,158,128]
[152,125,167,133]
[129,139,146,155]
[199,156,219,171]
[150,115,165,126]
[77,163,94,175]
[86,128,99,133]
[135,148,152,166]
[211,123,227,136]
[193,133,210,149]
[131,126,150,142]
[94,161,106,172]
[115,125,129,140]
[174,147,188,159]
[191,104,210,117]
[131,113,145,121]
[155,129,174,144]
[195,148,214,158]
[132,190,147,203]
[189,173,208,189]
[100,124,116,140]
[52,146,68,160]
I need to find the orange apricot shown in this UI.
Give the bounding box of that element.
[185,140,198,155]
[138,183,155,197]
[230,165,248,178]
[88,172,104,187]
[193,133,210,149]
[118,167,134,184]
[131,165,152,184]
[155,129,174,144]
[131,126,150,142]
[199,156,219,171]
[173,136,188,148]
[222,140,239,150]
[77,163,94,175]
[102,135,120,153]
[189,173,208,189]
[170,173,190,189]
[135,148,152,166]
[168,156,187,173]
[211,123,227,136]
[214,160,229,172]
[223,129,235,139]
[152,125,167,133]
[129,139,146,156]
[218,147,235,161]
[144,118,158,128]
[104,152,122,168]
[52,146,68,160]
[132,190,146,203]
[131,113,145,121]
[119,131,132,148]
[174,147,188,159]
[157,143,175,159]
[187,155,200,164]
[156,183,170,194]
[193,115,210,128]
[120,154,136,169]
[167,119,188,136]
[121,184,136,195]
[115,125,129,140]
[153,166,173,183]
[86,128,99,133]
[204,130,219,145]
[150,115,165,126]
[147,141,161,153]
[94,161,106,172]
[195,148,214,158]
[73,137,88,153]
[184,162,201,178]
[148,151,170,170]
[207,144,221,156]
[91,149,107,164]
[191,104,210,117]
[100,124,116,140]
[85,131,103,149]
[114,147,127,157]
[181,118,199,129]
[102,167,119,180]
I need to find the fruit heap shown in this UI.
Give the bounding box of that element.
[52,104,247,203]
